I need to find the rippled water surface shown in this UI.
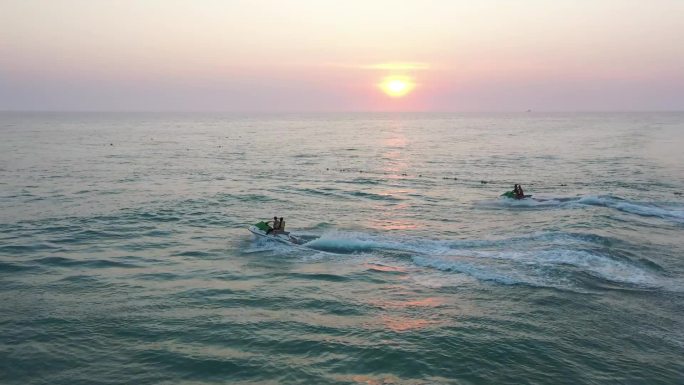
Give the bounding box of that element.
[1,112,683,384]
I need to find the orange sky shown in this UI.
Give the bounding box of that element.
[2,0,683,111]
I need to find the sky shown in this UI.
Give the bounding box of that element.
[1,0,683,112]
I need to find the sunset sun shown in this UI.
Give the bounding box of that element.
[379,76,415,98]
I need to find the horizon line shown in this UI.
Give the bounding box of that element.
[2,109,684,114]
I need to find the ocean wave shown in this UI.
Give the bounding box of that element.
[303,230,621,256]
[412,247,661,290]
[0,242,60,254]
[299,230,668,291]
[304,232,409,253]
[476,196,570,208]
[411,256,528,287]
[303,231,488,256]
[478,194,684,224]
[31,256,141,269]
[347,190,405,201]
[576,195,684,223]
[0,261,34,273]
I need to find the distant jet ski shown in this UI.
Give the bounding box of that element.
[248,221,303,245]
[501,191,532,199]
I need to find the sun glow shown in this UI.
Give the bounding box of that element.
[379,76,415,98]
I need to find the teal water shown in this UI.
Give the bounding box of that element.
[1,112,683,384]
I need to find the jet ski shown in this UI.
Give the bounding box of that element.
[248,221,303,245]
[501,191,532,199]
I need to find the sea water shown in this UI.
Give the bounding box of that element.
[1,112,683,384]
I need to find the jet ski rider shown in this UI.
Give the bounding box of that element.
[273,217,286,234]
[514,184,525,199]
[266,216,280,234]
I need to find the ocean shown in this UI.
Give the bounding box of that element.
[1,112,683,384]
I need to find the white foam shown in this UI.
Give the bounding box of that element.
[265,227,673,291]
[412,248,661,289]
[305,231,398,252]
[476,197,564,208]
[412,255,526,286]
[537,249,658,285]
[478,194,684,224]
[243,237,300,255]
[576,195,684,223]
[304,231,456,255]
[613,202,684,221]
